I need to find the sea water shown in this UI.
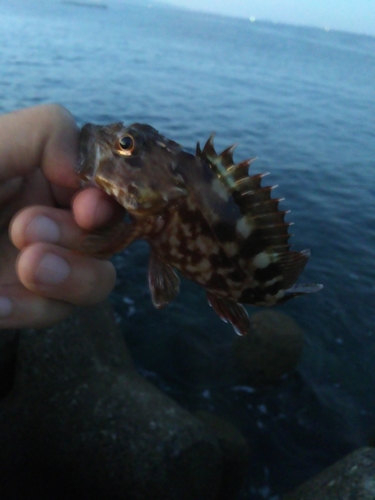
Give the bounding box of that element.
[1,0,374,497]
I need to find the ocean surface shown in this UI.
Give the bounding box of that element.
[1,0,374,497]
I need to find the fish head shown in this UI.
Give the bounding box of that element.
[77,122,187,215]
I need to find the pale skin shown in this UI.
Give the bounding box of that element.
[0,104,122,329]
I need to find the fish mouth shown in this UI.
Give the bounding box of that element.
[93,177,138,212]
[93,177,178,216]
[77,124,102,181]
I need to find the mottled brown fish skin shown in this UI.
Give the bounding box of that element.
[77,122,322,335]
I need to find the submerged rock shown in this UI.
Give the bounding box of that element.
[232,310,304,386]
[195,410,250,500]
[283,447,375,500]
[0,302,222,500]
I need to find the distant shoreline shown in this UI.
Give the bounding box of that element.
[61,1,108,9]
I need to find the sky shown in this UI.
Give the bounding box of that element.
[159,0,375,36]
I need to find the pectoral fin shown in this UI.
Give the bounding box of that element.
[77,221,142,259]
[207,292,250,336]
[148,251,180,309]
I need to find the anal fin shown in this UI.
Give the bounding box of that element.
[148,251,180,309]
[206,292,250,336]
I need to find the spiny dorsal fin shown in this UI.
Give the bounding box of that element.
[200,134,256,189]
[226,159,256,181]
[233,173,270,195]
[202,133,217,159]
[199,133,295,255]
[196,133,319,297]
[218,144,237,167]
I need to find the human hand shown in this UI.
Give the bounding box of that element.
[0,104,121,329]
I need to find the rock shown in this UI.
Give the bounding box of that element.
[369,434,375,448]
[0,302,222,500]
[195,410,249,500]
[0,329,18,399]
[283,447,375,500]
[232,310,304,386]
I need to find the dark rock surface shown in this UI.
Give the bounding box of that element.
[0,329,18,399]
[283,447,375,500]
[195,410,249,500]
[0,302,223,500]
[232,310,304,386]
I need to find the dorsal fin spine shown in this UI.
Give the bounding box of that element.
[226,158,256,177]
[218,144,237,167]
[202,133,216,157]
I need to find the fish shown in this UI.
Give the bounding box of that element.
[77,122,322,335]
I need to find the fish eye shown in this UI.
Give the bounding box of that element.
[117,135,135,155]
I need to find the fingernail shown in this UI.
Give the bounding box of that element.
[35,253,70,285]
[25,216,60,243]
[0,297,12,318]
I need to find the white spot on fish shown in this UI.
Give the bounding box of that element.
[170,247,183,259]
[202,271,213,282]
[226,278,240,289]
[185,264,199,274]
[181,223,192,238]
[187,241,197,251]
[223,242,238,256]
[196,235,214,254]
[236,217,252,238]
[253,252,271,269]
[208,209,221,223]
[264,289,285,304]
[211,177,229,201]
[265,277,281,287]
[197,258,211,272]
[169,235,180,248]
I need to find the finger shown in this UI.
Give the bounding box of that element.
[72,187,125,231]
[0,177,24,230]
[10,191,124,251]
[0,176,23,206]
[51,184,79,208]
[10,206,85,250]
[0,284,73,329]
[0,104,79,188]
[16,242,116,306]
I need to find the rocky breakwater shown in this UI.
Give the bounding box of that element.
[283,447,375,499]
[232,310,304,386]
[0,302,225,500]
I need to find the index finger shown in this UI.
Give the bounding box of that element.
[0,104,80,189]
